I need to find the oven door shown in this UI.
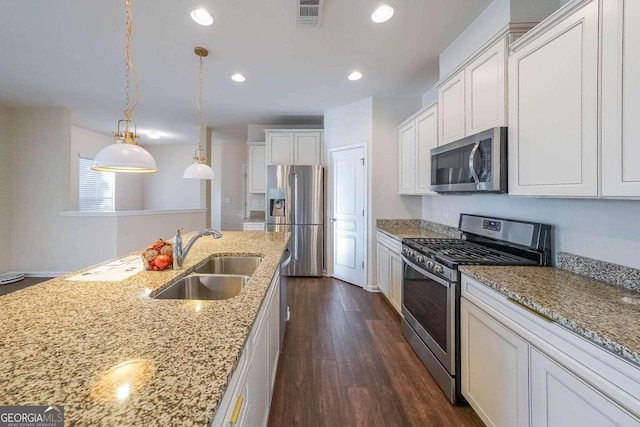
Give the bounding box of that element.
[401,256,456,374]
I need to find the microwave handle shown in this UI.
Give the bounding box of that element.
[469,142,481,183]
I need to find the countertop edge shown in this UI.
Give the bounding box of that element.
[459,267,640,367]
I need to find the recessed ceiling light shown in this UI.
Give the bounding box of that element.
[348,71,363,81]
[371,4,395,23]
[147,131,161,139]
[190,8,213,26]
[231,73,246,83]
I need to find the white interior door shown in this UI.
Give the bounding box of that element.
[330,146,365,287]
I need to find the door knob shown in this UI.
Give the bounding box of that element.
[330,218,337,223]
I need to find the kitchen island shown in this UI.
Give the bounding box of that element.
[0,231,288,426]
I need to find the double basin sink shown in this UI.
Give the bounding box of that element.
[153,256,262,300]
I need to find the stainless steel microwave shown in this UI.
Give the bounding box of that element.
[430,127,507,193]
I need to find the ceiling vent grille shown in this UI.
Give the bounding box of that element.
[297,0,323,27]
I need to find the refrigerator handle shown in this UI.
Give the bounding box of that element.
[293,227,299,261]
[292,173,299,224]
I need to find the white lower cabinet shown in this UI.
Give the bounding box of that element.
[461,274,640,427]
[461,298,530,427]
[211,270,281,427]
[530,348,639,427]
[376,231,402,314]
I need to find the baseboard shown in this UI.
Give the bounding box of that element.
[364,283,380,293]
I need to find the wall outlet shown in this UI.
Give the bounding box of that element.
[443,207,449,218]
[252,199,260,207]
[223,197,232,204]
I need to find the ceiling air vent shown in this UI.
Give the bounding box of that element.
[297,0,323,27]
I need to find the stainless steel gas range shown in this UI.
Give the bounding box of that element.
[401,214,552,404]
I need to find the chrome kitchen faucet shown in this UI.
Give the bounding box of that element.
[173,228,223,269]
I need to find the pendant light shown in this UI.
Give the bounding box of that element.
[92,0,158,173]
[183,47,215,180]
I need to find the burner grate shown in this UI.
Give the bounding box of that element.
[404,238,536,265]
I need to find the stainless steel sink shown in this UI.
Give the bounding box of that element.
[153,274,249,300]
[194,256,262,276]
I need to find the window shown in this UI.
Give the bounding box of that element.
[79,156,115,211]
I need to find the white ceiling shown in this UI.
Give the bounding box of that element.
[0,0,490,144]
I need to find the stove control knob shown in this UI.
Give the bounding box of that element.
[416,255,424,263]
[426,261,435,270]
[435,265,444,274]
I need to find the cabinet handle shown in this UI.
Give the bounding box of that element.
[229,396,243,424]
[507,298,554,323]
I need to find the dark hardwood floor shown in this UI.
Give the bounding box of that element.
[268,277,484,427]
[0,276,52,296]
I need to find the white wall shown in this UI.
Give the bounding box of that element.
[422,195,640,269]
[324,96,422,287]
[219,138,247,230]
[116,211,205,255]
[0,108,12,273]
[142,145,203,210]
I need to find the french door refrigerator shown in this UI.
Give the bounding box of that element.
[266,165,323,277]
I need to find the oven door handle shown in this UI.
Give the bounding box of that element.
[402,256,451,289]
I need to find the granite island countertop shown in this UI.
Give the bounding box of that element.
[0,231,288,426]
[460,266,640,367]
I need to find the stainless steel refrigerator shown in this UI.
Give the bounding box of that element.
[266,165,323,277]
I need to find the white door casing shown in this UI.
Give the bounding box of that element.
[330,145,366,288]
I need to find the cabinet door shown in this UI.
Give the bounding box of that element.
[465,38,506,134]
[530,348,640,427]
[389,250,403,314]
[508,0,599,197]
[415,104,438,194]
[250,314,269,427]
[267,133,294,165]
[438,71,465,145]
[376,243,390,298]
[267,276,280,392]
[249,145,266,193]
[601,0,640,197]
[294,132,322,165]
[461,298,530,427]
[398,121,416,194]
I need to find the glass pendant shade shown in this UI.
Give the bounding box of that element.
[182,161,215,179]
[92,139,158,173]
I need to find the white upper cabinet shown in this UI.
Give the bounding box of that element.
[601,0,640,197]
[398,103,438,195]
[248,143,266,193]
[465,38,506,135]
[265,130,323,165]
[294,132,322,165]
[266,132,294,165]
[415,104,439,194]
[438,71,466,145]
[508,0,599,197]
[437,32,518,146]
[398,120,417,194]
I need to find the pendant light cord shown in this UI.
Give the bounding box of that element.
[198,54,203,152]
[124,0,139,123]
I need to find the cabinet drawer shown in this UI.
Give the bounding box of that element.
[376,230,402,253]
